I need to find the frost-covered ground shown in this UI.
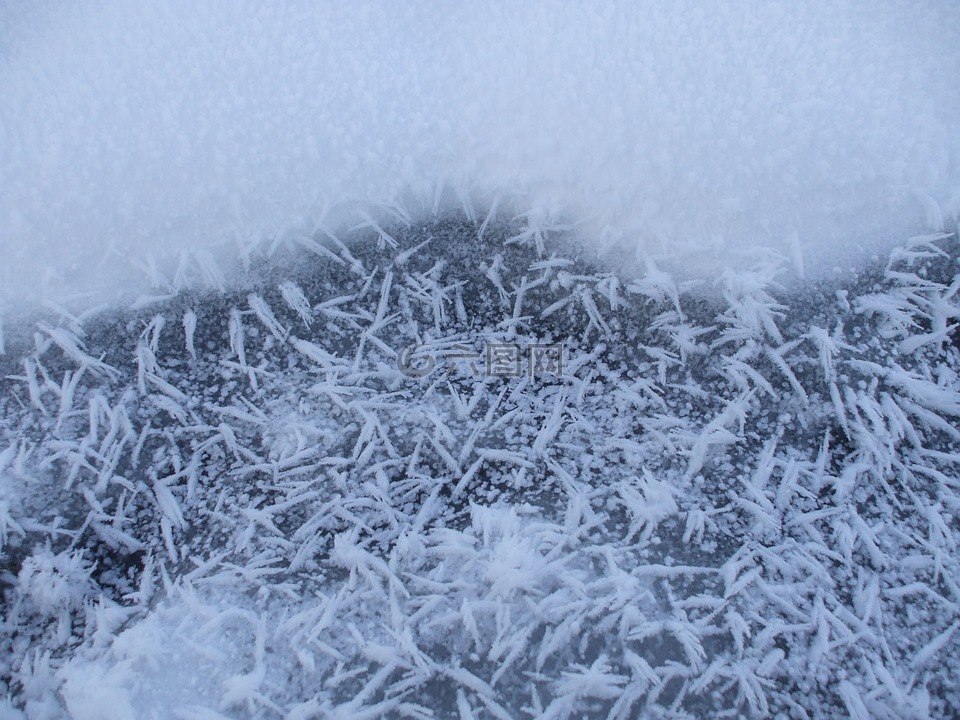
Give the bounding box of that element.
[3,2,960,718]
[0,215,959,718]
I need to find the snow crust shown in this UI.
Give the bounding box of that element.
[2,1,960,304]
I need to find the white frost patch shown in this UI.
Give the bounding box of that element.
[1,2,960,303]
[50,503,643,718]
[1,218,959,716]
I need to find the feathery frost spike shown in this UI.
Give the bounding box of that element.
[352,212,398,250]
[143,314,165,353]
[193,250,226,292]
[478,196,501,239]
[285,231,347,265]
[181,309,197,360]
[228,309,247,368]
[248,294,288,342]
[38,323,118,378]
[394,236,432,267]
[481,255,511,305]
[22,358,48,414]
[278,282,313,327]
[628,258,683,316]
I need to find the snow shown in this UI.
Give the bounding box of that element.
[0,216,958,716]
[2,2,960,305]
[2,3,960,718]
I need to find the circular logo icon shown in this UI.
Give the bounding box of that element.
[397,344,436,378]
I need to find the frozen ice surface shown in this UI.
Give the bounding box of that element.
[1,2,960,304]
[0,216,959,717]
[2,2,960,718]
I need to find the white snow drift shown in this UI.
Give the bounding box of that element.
[2,1,960,304]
